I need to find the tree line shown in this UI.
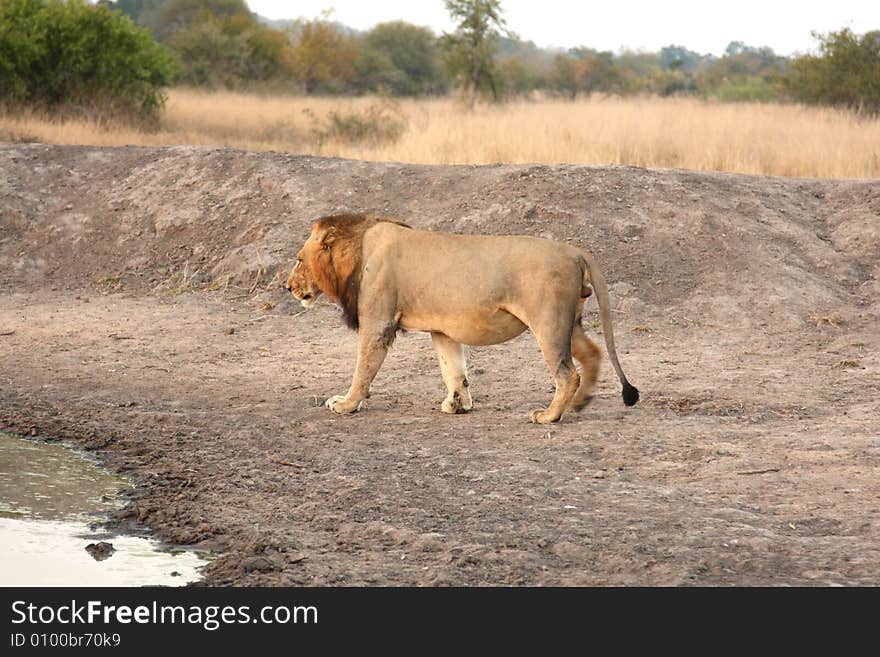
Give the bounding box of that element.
[1,0,878,123]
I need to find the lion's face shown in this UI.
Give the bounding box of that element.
[286,238,323,308]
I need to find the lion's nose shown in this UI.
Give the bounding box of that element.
[285,284,292,292]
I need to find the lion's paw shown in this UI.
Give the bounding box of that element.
[529,408,560,424]
[570,395,594,412]
[441,399,467,414]
[441,390,472,414]
[325,395,362,414]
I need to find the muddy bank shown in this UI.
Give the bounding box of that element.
[1,144,878,585]
[0,432,205,586]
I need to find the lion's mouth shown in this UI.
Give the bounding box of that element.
[300,293,315,308]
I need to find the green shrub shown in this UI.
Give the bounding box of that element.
[304,101,407,146]
[712,78,782,102]
[786,29,880,113]
[0,0,178,122]
[167,11,291,88]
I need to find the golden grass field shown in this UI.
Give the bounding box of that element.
[2,89,879,178]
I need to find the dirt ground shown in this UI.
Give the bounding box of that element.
[1,143,878,586]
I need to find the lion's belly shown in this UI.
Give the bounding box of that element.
[399,308,527,346]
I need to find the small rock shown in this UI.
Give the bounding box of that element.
[412,533,445,553]
[610,281,634,298]
[287,552,307,564]
[552,541,591,561]
[225,327,235,335]
[241,555,276,573]
[85,541,116,561]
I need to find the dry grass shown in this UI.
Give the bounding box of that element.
[2,89,880,178]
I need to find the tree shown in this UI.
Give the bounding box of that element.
[586,55,622,93]
[166,10,291,87]
[552,53,580,99]
[551,48,629,99]
[100,0,164,27]
[350,46,401,94]
[363,21,445,96]
[696,42,786,102]
[103,0,295,89]
[659,45,712,72]
[288,15,358,94]
[495,56,534,99]
[0,0,178,122]
[787,28,880,113]
[150,0,250,39]
[440,0,510,109]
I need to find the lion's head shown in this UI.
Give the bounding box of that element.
[286,237,324,309]
[286,214,409,330]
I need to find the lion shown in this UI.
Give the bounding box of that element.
[286,214,639,424]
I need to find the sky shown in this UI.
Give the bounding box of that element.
[247,0,879,56]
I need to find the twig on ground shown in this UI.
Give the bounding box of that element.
[248,267,264,295]
[270,458,304,469]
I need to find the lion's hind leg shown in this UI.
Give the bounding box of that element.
[431,332,473,414]
[570,326,602,411]
[527,308,581,424]
[529,358,579,424]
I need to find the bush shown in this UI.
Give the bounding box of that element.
[362,21,446,96]
[166,11,291,88]
[304,101,407,146]
[711,78,782,103]
[786,29,880,113]
[0,0,178,122]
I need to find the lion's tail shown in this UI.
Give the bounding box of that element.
[581,251,640,406]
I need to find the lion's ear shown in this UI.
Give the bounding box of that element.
[319,227,337,250]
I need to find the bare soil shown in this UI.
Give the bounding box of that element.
[1,143,878,586]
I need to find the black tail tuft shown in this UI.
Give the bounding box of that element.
[622,383,640,407]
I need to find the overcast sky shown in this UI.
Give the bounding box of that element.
[247,0,879,56]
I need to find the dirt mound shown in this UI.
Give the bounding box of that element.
[1,144,878,585]
[2,144,877,322]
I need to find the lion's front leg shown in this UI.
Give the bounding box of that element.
[326,321,393,415]
[431,332,473,414]
[325,395,363,414]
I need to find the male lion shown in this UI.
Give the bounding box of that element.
[286,214,639,424]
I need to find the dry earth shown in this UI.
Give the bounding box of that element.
[1,143,878,585]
